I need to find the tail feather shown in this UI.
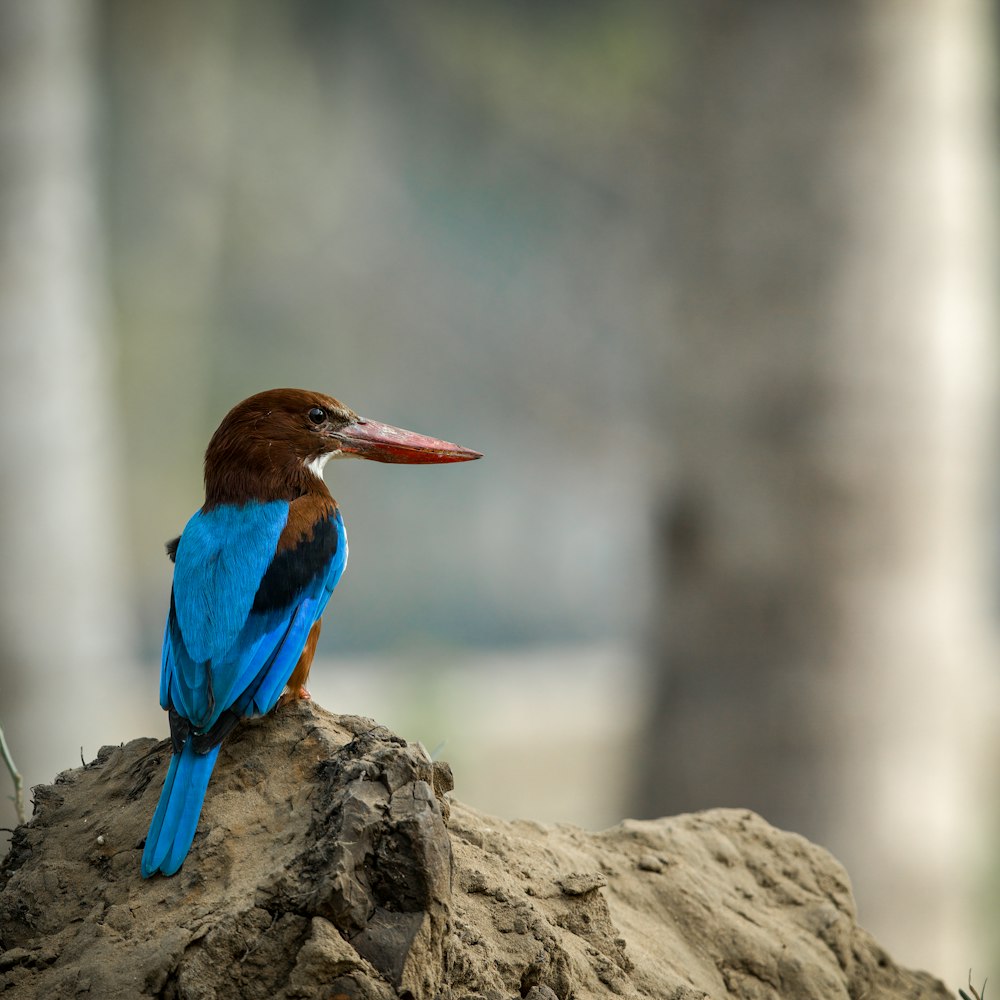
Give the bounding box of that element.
[141,739,221,878]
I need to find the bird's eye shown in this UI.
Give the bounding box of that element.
[308,407,327,425]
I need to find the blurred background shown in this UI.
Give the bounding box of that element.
[0,0,996,985]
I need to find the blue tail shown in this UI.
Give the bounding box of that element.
[141,739,221,878]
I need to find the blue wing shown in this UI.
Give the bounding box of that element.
[145,499,347,877]
[160,501,348,732]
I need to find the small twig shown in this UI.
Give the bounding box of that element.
[0,723,25,825]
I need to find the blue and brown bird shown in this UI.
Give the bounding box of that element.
[141,388,480,877]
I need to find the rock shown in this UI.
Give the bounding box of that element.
[0,702,949,999]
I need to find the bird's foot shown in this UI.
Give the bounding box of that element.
[277,685,311,709]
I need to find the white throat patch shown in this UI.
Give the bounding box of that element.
[306,449,359,479]
[306,452,336,479]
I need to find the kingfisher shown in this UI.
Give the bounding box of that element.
[141,388,481,877]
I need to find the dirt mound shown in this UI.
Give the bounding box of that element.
[0,702,948,999]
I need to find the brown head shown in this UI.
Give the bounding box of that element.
[203,388,482,509]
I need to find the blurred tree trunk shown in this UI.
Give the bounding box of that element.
[101,0,235,613]
[636,0,996,973]
[0,1,137,814]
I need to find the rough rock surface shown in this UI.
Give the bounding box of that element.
[0,702,948,999]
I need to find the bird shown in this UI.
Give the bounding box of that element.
[141,388,481,877]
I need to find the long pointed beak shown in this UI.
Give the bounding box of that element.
[332,417,482,464]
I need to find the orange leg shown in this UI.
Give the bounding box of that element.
[278,618,322,708]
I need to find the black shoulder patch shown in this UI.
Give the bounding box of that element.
[165,536,180,563]
[252,515,338,613]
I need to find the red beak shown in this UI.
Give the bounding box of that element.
[333,417,482,464]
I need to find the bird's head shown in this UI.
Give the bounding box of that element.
[203,388,481,507]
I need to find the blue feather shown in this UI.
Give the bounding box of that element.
[172,501,290,663]
[141,740,221,877]
[248,600,322,713]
